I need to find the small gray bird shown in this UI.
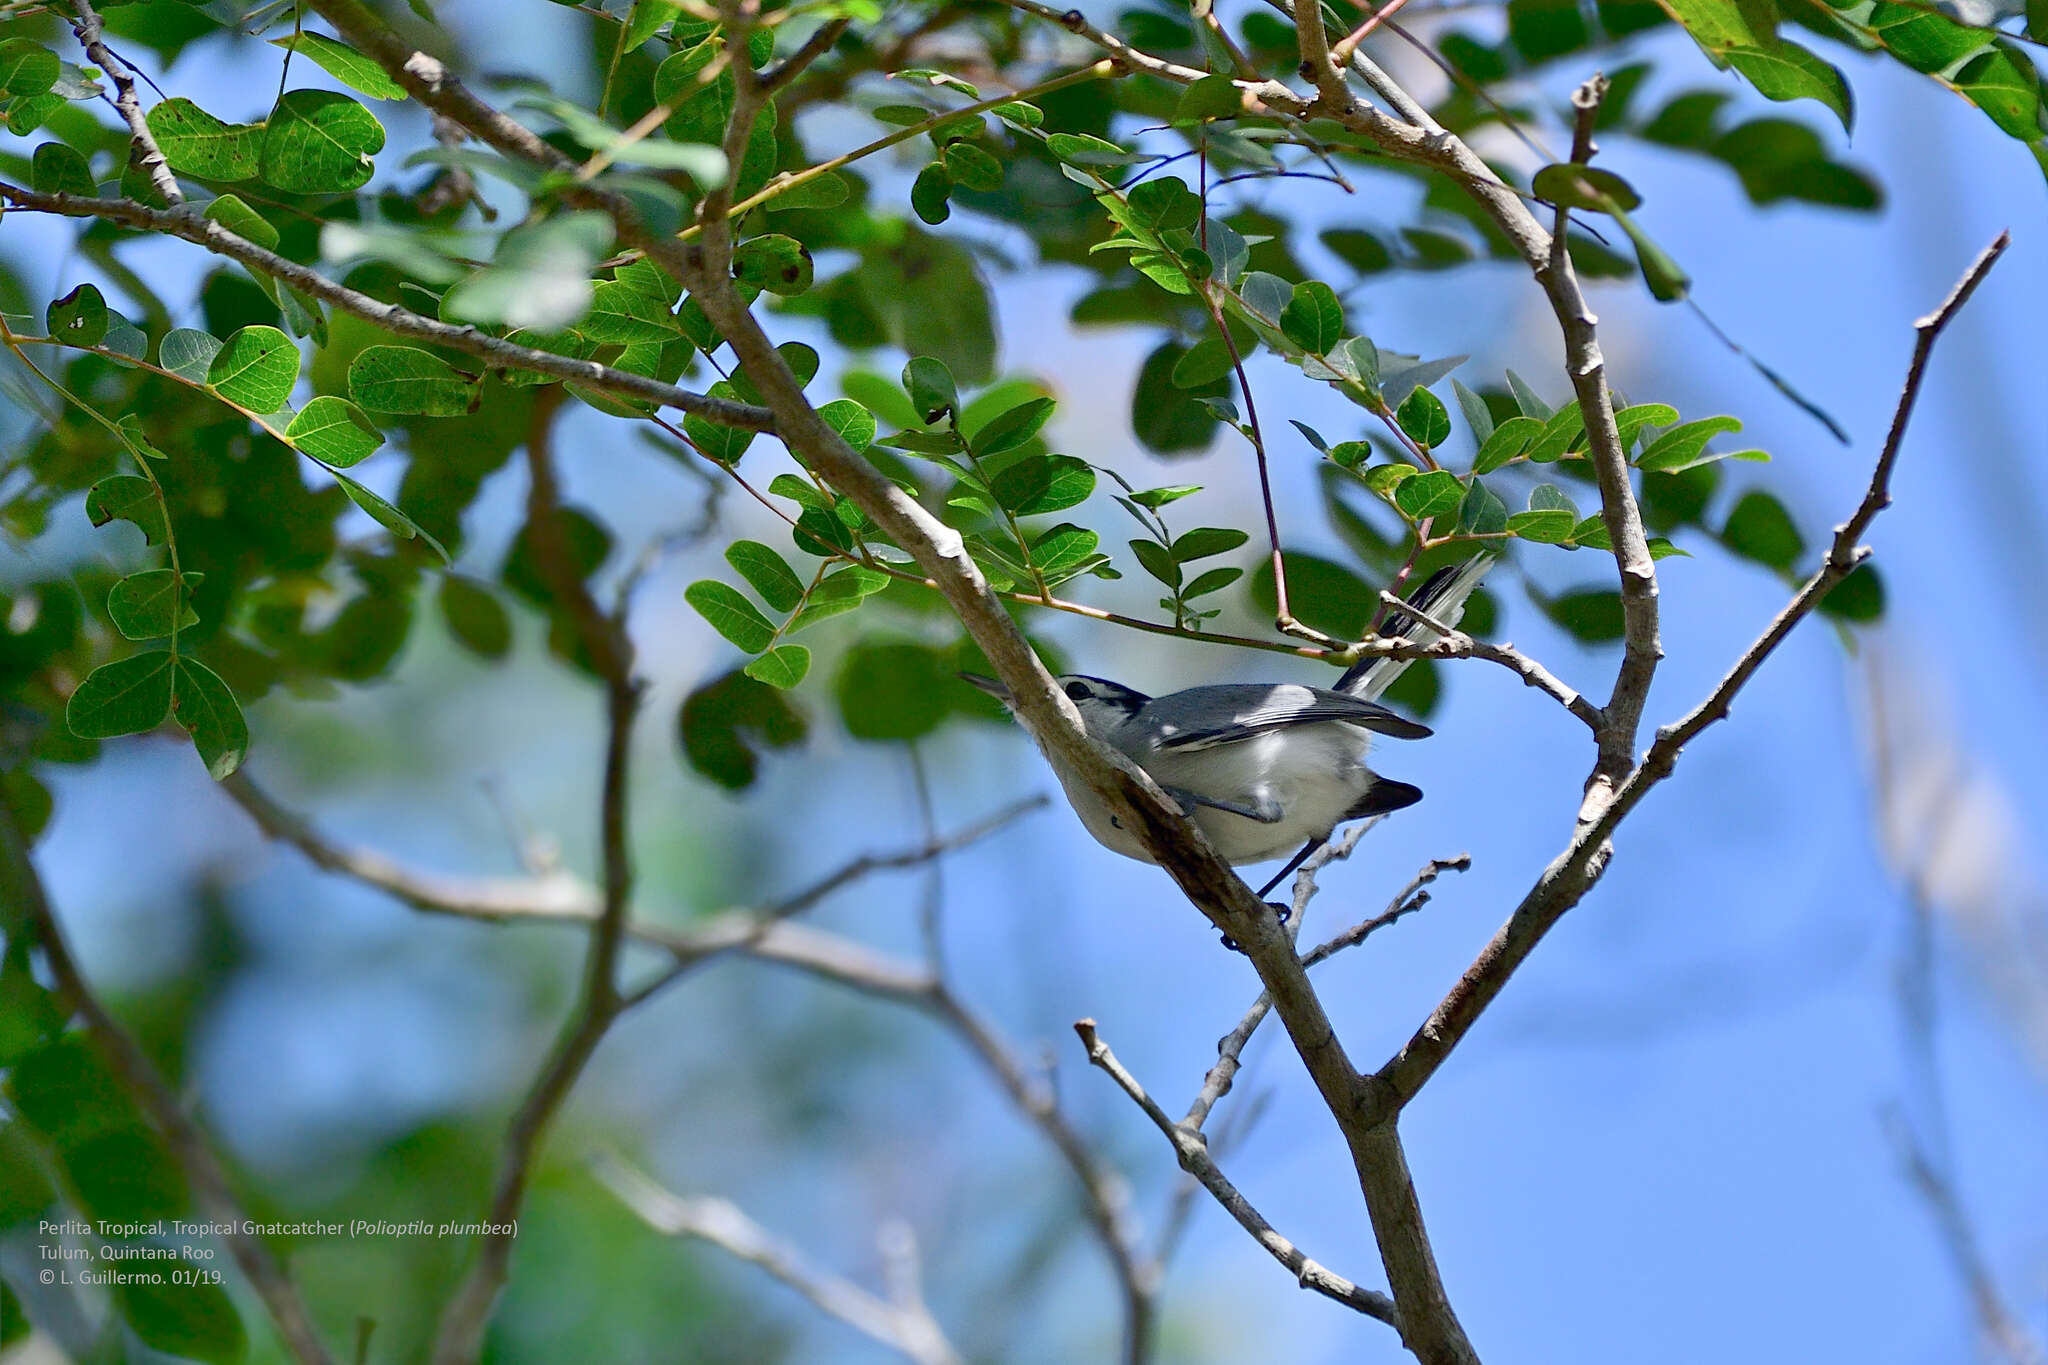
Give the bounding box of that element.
[964,555,1490,898]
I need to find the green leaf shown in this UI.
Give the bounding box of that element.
[787,565,889,632]
[159,328,222,383]
[31,142,95,197]
[1045,131,1131,165]
[732,234,814,295]
[439,575,512,658]
[725,540,806,613]
[1818,562,1885,622]
[942,141,1004,191]
[334,472,447,561]
[772,171,850,209]
[1720,489,1803,569]
[835,641,951,741]
[1867,0,1989,72]
[116,1272,246,1365]
[348,345,479,415]
[1322,228,1392,274]
[1175,73,1243,122]
[1637,414,1742,471]
[1506,370,1553,420]
[107,570,199,640]
[1363,463,1417,494]
[973,397,1056,456]
[261,89,385,193]
[84,475,166,545]
[285,395,384,467]
[1530,163,1643,213]
[580,279,680,342]
[67,652,174,739]
[744,644,811,689]
[1726,40,1854,132]
[1652,0,1777,51]
[679,668,807,789]
[1955,46,2042,141]
[991,454,1094,515]
[46,283,107,347]
[1032,522,1100,575]
[201,193,280,251]
[1617,210,1692,302]
[1171,526,1249,562]
[1129,484,1202,509]
[146,99,262,180]
[171,658,248,780]
[1457,479,1509,535]
[1614,402,1679,452]
[686,382,757,464]
[1130,537,1180,587]
[1396,387,1452,448]
[819,398,877,454]
[1507,508,1577,542]
[911,161,952,224]
[991,100,1044,129]
[1172,335,1236,390]
[0,39,58,98]
[1247,553,1374,638]
[686,579,777,653]
[1183,565,1243,599]
[854,230,997,384]
[206,325,298,412]
[1543,588,1626,642]
[1473,414,1542,473]
[1525,399,1586,463]
[902,356,958,424]
[1451,378,1495,445]
[1394,470,1466,520]
[1280,281,1345,354]
[272,32,407,99]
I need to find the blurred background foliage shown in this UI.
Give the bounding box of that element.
[1,0,2045,1360]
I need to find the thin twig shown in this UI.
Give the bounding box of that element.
[69,0,183,206]
[1372,232,2012,1114]
[429,397,644,1365]
[1186,848,1468,1133]
[594,1156,963,1365]
[1073,1021,1400,1327]
[0,806,336,1365]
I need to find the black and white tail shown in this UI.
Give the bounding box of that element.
[1338,555,1494,702]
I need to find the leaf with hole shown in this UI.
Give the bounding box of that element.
[46,283,106,348]
[732,234,814,296]
[85,476,166,545]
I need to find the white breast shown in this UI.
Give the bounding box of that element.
[1056,722,1379,866]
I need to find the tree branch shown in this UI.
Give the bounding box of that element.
[1370,232,2010,1113]
[0,804,337,1365]
[430,398,644,1365]
[0,184,775,432]
[594,1156,963,1365]
[1074,1021,1400,1327]
[68,0,183,207]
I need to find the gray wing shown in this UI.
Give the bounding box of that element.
[1131,683,1431,753]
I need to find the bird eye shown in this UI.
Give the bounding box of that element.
[1064,681,1091,701]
